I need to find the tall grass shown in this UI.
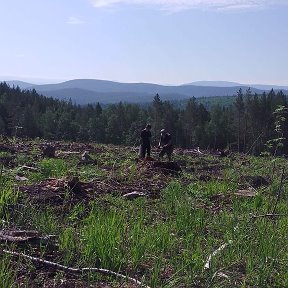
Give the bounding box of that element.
[39,158,68,179]
[59,227,78,265]
[0,178,18,223]
[30,207,61,234]
[80,206,128,270]
[0,256,16,288]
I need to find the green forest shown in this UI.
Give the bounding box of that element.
[1,82,288,154]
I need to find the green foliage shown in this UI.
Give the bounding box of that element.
[264,105,288,155]
[1,82,288,154]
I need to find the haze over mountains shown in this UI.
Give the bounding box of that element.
[3,79,288,105]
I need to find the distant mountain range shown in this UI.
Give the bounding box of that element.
[188,81,288,91]
[2,79,288,105]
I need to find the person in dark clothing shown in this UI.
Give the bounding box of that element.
[139,124,152,159]
[158,129,173,161]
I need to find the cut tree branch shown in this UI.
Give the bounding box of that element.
[2,249,150,288]
[250,213,288,219]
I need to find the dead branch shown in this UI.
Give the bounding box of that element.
[250,213,288,219]
[2,249,150,288]
[19,165,39,172]
[0,230,55,243]
[204,240,232,270]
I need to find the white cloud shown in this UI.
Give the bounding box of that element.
[89,0,121,7]
[66,16,85,25]
[88,0,285,12]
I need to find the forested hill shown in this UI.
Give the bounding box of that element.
[6,79,284,105]
[1,82,288,155]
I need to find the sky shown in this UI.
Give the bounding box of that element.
[0,0,288,85]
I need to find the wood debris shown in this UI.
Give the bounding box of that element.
[234,188,257,197]
[0,230,54,243]
[204,240,232,270]
[3,249,151,288]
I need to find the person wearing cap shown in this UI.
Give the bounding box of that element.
[139,124,152,159]
[158,129,173,161]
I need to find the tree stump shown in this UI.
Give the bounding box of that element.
[67,177,82,194]
[152,161,181,172]
[42,145,56,158]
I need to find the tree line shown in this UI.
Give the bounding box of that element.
[1,82,288,154]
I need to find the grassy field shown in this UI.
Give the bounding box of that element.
[0,138,288,287]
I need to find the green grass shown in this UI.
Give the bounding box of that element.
[39,158,68,179]
[80,206,128,269]
[1,140,288,287]
[0,179,18,223]
[0,255,16,288]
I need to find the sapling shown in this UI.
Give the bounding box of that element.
[263,105,288,214]
[264,105,288,157]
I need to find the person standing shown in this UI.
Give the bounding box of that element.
[158,129,173,161]
[139,124,152,159]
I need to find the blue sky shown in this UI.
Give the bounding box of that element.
[1,0,288,85]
